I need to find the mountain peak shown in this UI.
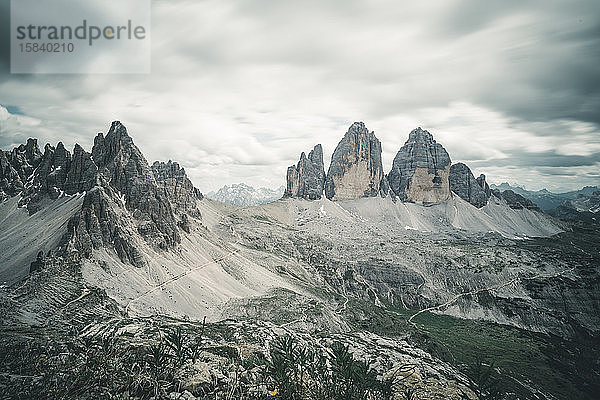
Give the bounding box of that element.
[208,183,284,206]
[109,120,128,135]
[324,123,384,200]
[285,144,326,200]
[388,127,451,204]
[407,127,434,144]
[347,121,368,133]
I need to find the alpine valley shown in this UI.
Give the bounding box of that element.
[0,121,598,400]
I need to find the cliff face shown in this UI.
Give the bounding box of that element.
[284,144,325,200]
[88,121,181,249]
[324,122,384,201]
[387,128,451,204]
[152,160,203,233]
[449,163,489,208]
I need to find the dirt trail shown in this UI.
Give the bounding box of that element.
[43,287,91,326]
[408,267,574,328]
[125,249,239,314]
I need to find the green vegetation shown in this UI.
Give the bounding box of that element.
[264,335,395,400]
[0,321,402,399]
[343,297,600,400]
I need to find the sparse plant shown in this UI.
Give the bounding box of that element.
[463,356,504,400]
[165,325,188,366]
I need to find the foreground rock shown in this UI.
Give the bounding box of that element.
[387,127,451,204]
[324,122,384,200]
[284,144,325,200]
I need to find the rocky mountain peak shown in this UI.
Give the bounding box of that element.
[407,127,435,144]
[476,173,491,198]
[449,163,490,208]
[387,127,451,204]
[23,138,42,162]
[92,120,135,170]
[324,122,384,200]
[285,144,326,200]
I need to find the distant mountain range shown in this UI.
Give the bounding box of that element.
[490,183,599,223]
[206,183,284,206]
[490,183,598,211]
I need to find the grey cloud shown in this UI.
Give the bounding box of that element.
[470,150,600,168]
[0,0,599,192]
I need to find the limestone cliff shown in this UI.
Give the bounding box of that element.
[449,162,489,208]
[284,144,325,200]
[387,127,451,204]
[324,122,384,201]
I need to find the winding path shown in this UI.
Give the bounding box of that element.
[124,249,239,314]
[407,267,574,328]
[43,287,91,326]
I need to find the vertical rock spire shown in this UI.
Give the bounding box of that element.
[387,127,451,204]
[284,144,325,200]
[324,122,384,201]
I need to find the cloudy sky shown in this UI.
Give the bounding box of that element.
[1,0,599,192]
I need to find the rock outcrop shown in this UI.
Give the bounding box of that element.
[476,174,491,198]
[9,138,43,181]
[387,128,451,204]
[449,163,489,208]
[62,185,146,266]
[284,144,325,200]
[1,138,43,201]
[0,150,23,200]
[65,144,98,194]
[324,122,384,200]
[6,139,98,212]
[152,160,203,212]
[492,189,541,211]
[152,160,203,232]
[87,121,181,249]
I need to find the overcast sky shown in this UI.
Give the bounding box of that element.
[1,0,599,192]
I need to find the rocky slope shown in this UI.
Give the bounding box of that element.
[387,127,452,204]
[324,122,384,200]
[284,144,325,200]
